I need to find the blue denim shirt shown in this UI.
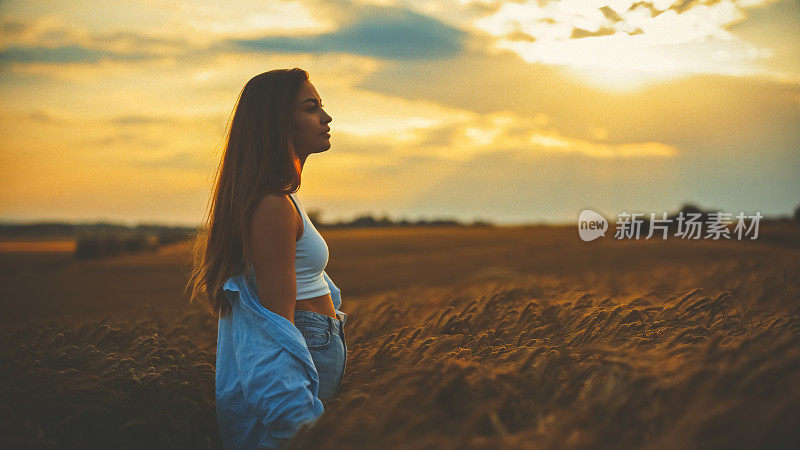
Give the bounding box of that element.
[216,270,343,449]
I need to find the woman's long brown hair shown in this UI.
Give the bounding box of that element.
[186,68,308,317]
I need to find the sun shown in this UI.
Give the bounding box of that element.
[558,64,683,93]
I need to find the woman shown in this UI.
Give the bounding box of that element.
[186,68,347,450]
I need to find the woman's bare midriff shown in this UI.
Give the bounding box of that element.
[295,293,337,320]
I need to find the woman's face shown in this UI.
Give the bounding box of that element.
[291,80,332,159]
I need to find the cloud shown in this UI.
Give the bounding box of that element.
[0,44,151,64]
[465,0,792,87]
[87,133,166,149]
[328,102,678,164]
[26,110,66,124]
[570,26,617,39]
[600,5,624,23]
[0,15,191,65]
[128,151,208,170]
[356,45,800,157]
[0,5,466,69]
[178,0,334,38]
[108,115,178,126]
[469,0,785,42]
[229,6,466,60]
[726,0,800,83]
[530,134,678,158]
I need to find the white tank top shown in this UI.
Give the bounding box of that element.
[246,192,331,300]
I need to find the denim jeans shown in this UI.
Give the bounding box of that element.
[293,309,348,401]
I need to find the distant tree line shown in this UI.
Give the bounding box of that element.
[74,233,158,260]
[0,222,196,238]
[3,201,797,258]
[305,212,494,229]
[0,222,196,260]
[0,217,494,260]
[74,228,195,260]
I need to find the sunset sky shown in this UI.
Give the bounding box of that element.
[1,0,798,226]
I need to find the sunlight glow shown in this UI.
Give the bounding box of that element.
[531,132,678,158]
[474,0,780,92]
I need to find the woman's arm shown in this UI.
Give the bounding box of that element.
[250,194,300,324]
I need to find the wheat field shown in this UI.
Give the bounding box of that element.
[1,224,799,449]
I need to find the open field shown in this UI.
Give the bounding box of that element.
[1,223,799,449]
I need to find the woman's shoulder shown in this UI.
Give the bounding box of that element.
[256,192,293,206]
[251,193,302,240]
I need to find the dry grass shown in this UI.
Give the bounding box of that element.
[293,261,800,449]
[1,224,799,449]
[0,306,219,450]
